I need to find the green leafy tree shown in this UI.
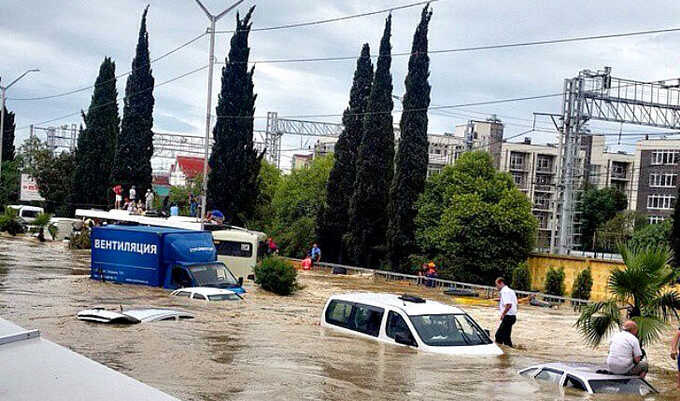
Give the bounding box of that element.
[578,187,627,251]
[72,58,119,209]
[270,155,333,258]
[250,160,281,232]
[596,211,646,253]
[0,159,21,208]
[207,6,263,226]
[415,151,537,284]
[347,15,395,267]
[630,220,672,250]
[0,205,24,235]
[576,245,680,347]
[112,6,155,198]
[168,174,203,215]
[511,262,532,292]
[544,266,565,296]
[571,267,593,302]
[316,44,373,263]
[24,140,76,216]
[1,104,16,162]
[387,6,432,272]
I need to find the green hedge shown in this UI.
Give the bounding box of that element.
[571,267,593,301]
[254,256,298,296]
[544,266,565,296]
[511,262,531,292]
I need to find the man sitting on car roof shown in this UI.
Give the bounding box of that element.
[607,320,648,378]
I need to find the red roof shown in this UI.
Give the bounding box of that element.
[174,156,207,179]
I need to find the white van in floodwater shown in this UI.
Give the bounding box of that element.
[321,293,503,356]
[7,205,44,223]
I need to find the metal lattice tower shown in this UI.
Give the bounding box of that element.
[554,67,680,254]
[31,124,78,153]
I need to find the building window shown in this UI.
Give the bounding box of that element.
[647,194,675,210]
[536,155,553,172]
[651,150,680,165]
[512,173,524,187]
[611,163,627,178]
[534,195,551,210]
[649,173,677,188]
[648,215,666,224]
[510,152,525,170]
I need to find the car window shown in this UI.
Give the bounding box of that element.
[564,375,587,391]
[535,368,563,384]
[174,291,191,297]
[207,293,241,301]
[193,293,207,300]
[589,378,655,395]
[215,240,253,257]
[325,300,353,327]
[351,304,384,337]
[386,311,414,341]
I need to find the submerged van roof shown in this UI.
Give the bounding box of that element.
[330,292,465,316]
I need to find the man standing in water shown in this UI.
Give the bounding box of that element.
[608,320,647,378]
[494,277,518,347]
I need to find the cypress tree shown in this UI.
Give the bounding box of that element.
[672,184,680,266]
[1,104,16,162]
[387,6,432,271]
[72,58,120,208]
[346,15,395,266]
[207,6,263,226]
[316,44,374,263]
[112,6,155,198]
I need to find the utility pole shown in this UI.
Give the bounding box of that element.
[0,68,39,181]
[192,0,246,229]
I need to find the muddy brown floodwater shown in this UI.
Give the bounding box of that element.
[1,236,679,400]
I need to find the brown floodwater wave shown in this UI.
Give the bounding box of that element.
[0,236,678,400]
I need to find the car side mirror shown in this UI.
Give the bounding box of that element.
[238,277,244,287]
[395,333,416,347]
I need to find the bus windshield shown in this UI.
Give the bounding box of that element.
[188,264,239,288]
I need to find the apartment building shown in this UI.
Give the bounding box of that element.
[291,153,313,170]
[584,135,635,199]
[631,139,680,224]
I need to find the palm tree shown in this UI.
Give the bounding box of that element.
[31,212,57,242]
[575,244,680,347]
[0,206,24,236]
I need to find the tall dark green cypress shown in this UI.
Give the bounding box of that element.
[1,104,16,162]
[316,44,374,263]
[72,58,119,208]
[347,15,395,267]
[112,6,155,197]
[672,185,680,266]
[387,6,432,271]
[207,6,262,226]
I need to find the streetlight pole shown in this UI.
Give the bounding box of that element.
[0,68,39,181]
[193,0,246,229]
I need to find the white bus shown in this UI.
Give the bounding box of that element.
[75,209,266,280]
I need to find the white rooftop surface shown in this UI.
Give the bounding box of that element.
[333,293,465,316]
[176,287,237,296]
[0,317,182,401]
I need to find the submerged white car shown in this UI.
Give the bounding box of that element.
[170,287,243,302]
[77,308,194,324]
[519,362,657,395]
[321,293,502,356]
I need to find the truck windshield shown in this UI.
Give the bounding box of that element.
[188,264,239,288]
[408,314,491,346]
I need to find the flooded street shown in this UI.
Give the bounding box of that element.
[1,236,679,400]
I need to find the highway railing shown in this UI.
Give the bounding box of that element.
[289,258,592,305]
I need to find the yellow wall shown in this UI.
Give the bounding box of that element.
[527,253,625,301]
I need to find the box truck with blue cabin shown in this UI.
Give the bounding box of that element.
[90,225,245,294]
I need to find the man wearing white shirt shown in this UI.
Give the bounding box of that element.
[607,320,647,378]
[495,277,518,347]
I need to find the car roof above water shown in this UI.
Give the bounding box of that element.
[329,292,465,316]
[524,362,639,381]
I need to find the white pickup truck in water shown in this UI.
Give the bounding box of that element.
[321,293,503,356]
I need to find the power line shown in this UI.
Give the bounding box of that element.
[215,0,436,34]
[8,32,207,102]
[15,65,209,131]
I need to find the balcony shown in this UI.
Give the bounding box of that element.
[509,163,528,172]
[611,171,629,180]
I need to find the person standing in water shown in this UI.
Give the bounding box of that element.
[494,277,518,347]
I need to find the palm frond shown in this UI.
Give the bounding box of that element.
[575,300,622,347]
[631,316,667,347]
[647,290,680,322]
[32,213,52,227]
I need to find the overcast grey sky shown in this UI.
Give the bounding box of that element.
[3,0,680,167]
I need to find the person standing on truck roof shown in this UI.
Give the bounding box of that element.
[189,194,197,217]
[129,185,136,202]
[112,185,122,209]
[206,210,224,224]
[170,203,180,216]
[494,277,518,347]
[145,189,154,211]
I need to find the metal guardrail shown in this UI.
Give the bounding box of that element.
[290,258,592,305]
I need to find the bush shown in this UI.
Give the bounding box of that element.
[68,230,91,249]
[544,266,565,296]
[0,207,24,236]
[571,268,593,301]
[511,262,531,292]
[254,256,298,296]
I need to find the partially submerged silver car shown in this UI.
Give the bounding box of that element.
[519,362,657,395]
[77,308,194,324]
